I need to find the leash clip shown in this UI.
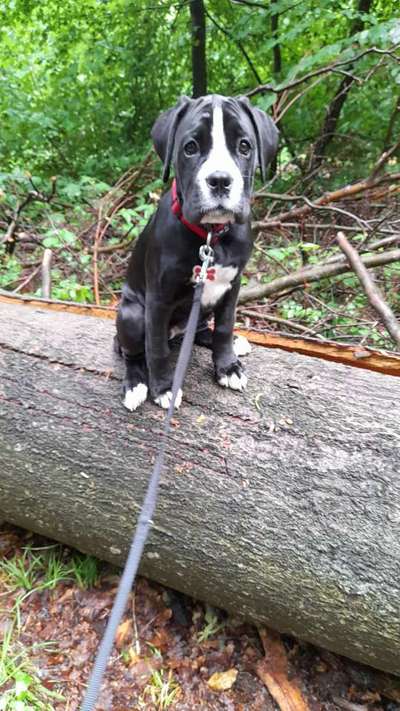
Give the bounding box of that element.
[195,231,214,283]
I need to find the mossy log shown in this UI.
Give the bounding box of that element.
[0,302,399,675]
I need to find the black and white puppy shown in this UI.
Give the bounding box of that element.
[116,94,278,411]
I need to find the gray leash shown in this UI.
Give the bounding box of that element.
[80,234,214,711]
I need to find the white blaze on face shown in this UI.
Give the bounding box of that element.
[197,103,244,213]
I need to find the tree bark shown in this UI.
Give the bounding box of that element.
[1,302,400,676]
[190,0,207,98]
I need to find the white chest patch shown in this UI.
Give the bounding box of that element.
[195,264,238,308]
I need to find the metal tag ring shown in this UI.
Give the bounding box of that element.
[199,244,214,261]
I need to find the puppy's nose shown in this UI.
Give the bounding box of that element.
[206,171,232,194]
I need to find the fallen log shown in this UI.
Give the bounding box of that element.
[0,302,400,675]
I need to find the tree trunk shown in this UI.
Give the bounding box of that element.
[1,302,400,676]
[271,13,281,76]
[307,0,373,175]
[190,0,207,98]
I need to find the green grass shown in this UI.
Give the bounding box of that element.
[0,550,43,592]
[0,628,64,711]
[141,669,181,710]
[70,552,101,589]
[0,546,101,594]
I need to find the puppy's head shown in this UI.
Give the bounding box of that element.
[151,94,279,225]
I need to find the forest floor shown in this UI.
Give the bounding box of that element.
[1,525,400,711]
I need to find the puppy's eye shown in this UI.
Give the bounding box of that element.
[238,139,251,156]
[184,140,198,156]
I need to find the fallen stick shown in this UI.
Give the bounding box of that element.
[256,629,310,711]
[41,248,52,299]
[336,232,400,349]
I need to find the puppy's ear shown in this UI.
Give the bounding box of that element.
[237,96,279,182]
[151,96,192,182]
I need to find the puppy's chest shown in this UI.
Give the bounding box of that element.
[191,263,238,308]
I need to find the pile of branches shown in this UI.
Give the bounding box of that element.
[237,142,400,350]
[1,148,399,351]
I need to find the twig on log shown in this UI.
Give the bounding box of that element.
[325,233,400,262]
[238,248,400,303]
[41,248,52,299]
[336,232,400,349]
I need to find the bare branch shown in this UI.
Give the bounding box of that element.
[253,172,400,229]
[238,307,327,339]
[238,248,400,303]
[247,45,400,98]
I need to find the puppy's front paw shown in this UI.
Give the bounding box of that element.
[233,334,252,357]
[154,388,183,410]
[216,362,247,392]
[123,383,148,411]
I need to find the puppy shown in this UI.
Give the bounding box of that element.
[116,94,278,411]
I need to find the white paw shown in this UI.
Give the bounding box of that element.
[218,371,248,391]
[154,388,183,410]
[233,335,252,357]
[123,383,148,411]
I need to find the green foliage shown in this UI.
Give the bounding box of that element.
[197,605,225,642]
[0,0,398,182]
[0,256,21,288]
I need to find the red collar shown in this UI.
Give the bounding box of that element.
[171,179,228,243]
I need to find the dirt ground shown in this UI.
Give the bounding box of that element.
[1,524,399,711]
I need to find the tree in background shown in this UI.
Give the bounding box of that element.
[190,0,207,97]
